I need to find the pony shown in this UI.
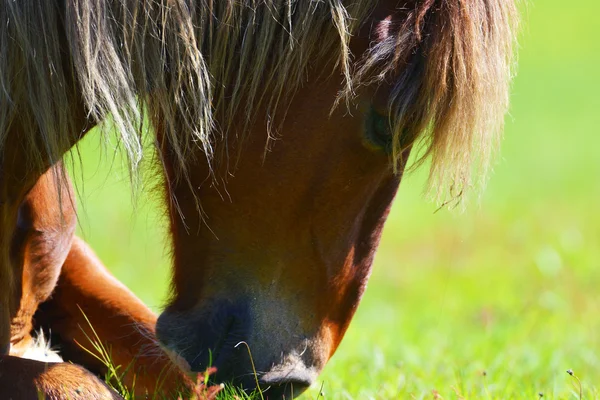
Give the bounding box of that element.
[0,0,518,398]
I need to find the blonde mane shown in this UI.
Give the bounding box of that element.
[0,0,517,202]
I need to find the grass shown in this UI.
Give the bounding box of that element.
[67,0,600,398]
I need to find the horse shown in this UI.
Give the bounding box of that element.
[0,0,518,398]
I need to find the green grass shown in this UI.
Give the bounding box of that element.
[68,0,600,398]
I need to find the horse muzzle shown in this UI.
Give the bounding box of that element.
[155,299,318,398]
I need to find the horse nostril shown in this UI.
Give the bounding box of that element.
[157,301,253,373]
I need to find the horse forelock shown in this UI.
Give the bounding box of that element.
[0,0,518,204]
[351,0,519,205]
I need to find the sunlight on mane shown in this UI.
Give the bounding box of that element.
[0,1,518,204]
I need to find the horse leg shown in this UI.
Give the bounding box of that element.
[9,162,76,358]
[3,166,184,396]
[0,189,30,353]
[0,138,52,354]
[35,236,192,397]
[0,355,122,399]
[0,151,119,398]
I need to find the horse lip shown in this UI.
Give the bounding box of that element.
[257,376,313,399]
[258,365,317,390]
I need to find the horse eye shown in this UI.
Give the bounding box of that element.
[364,106,393,152]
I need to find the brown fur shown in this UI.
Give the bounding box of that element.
[6,166,189,397]
[34,236,191,397]
[0,0,518,397]
[0,355,122,399]
[10,164,76,357]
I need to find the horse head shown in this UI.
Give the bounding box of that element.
[139,1,517,397]
[0,0,516,397]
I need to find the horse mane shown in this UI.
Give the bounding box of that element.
[0,0,517,202]
[351,1,519,202]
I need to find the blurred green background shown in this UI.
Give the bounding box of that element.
[68,0,600,398]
